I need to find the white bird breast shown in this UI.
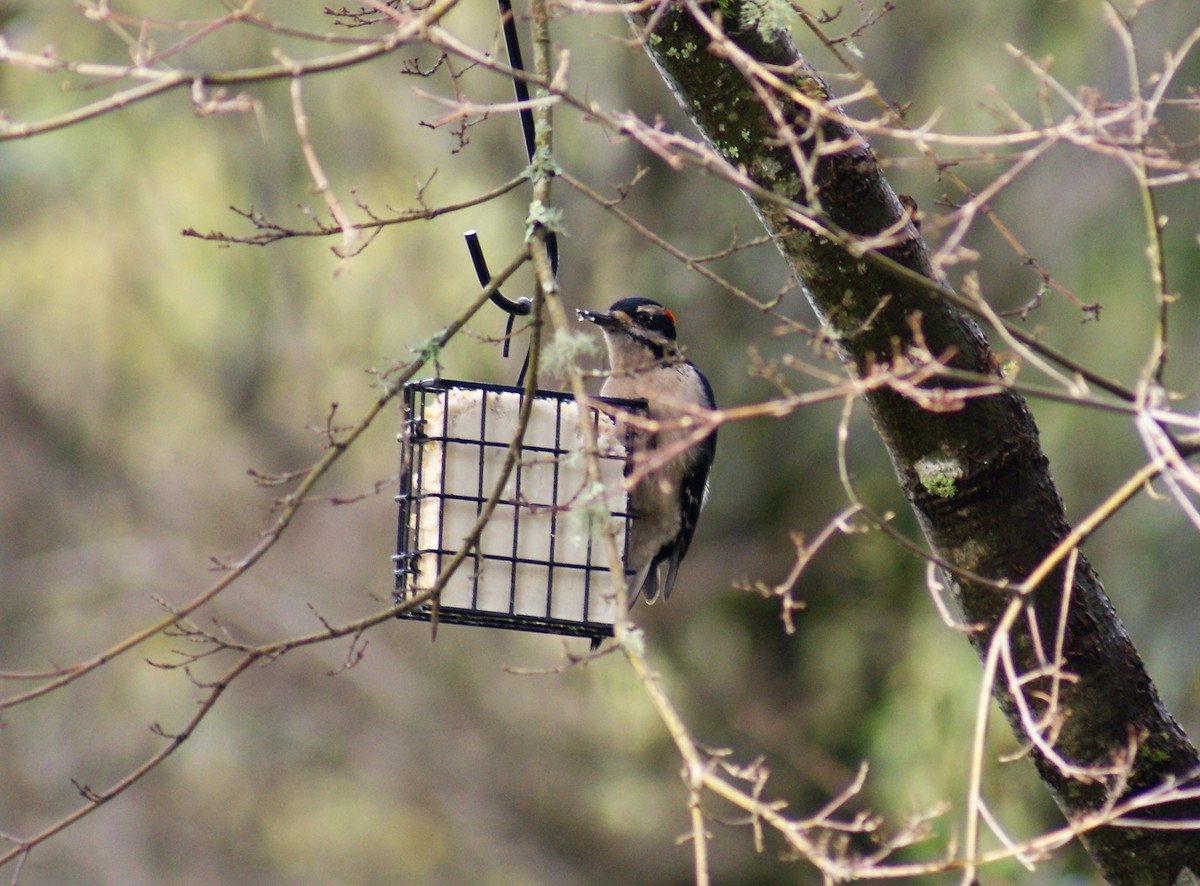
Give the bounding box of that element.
[408,387,630,626]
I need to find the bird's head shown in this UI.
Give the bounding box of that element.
[577,297,679,367]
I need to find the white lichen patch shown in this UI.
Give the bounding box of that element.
[914,454,964,499]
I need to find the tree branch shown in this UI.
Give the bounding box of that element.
[632,2,1200,881]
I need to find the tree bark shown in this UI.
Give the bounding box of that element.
[632,3,1200,882]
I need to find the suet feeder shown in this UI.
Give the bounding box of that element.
[392,12,621,641]
[394,379,643,644]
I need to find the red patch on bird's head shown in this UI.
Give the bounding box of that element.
[663,309,676,325]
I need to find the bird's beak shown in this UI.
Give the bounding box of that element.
[577,308,621,329]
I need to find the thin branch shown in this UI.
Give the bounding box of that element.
[286,70,362,263]
[0,247,530,707]
[0,0,461,140]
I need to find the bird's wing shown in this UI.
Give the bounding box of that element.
[656,425,716,601]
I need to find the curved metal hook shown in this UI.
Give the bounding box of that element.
[459,0,562,384]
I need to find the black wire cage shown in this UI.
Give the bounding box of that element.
[394,379,643,644]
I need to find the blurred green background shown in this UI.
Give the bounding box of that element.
[1,1,1198,883]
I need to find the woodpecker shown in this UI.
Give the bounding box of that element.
[577,297,717,604]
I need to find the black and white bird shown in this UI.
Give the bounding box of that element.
[577,297,717,604]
